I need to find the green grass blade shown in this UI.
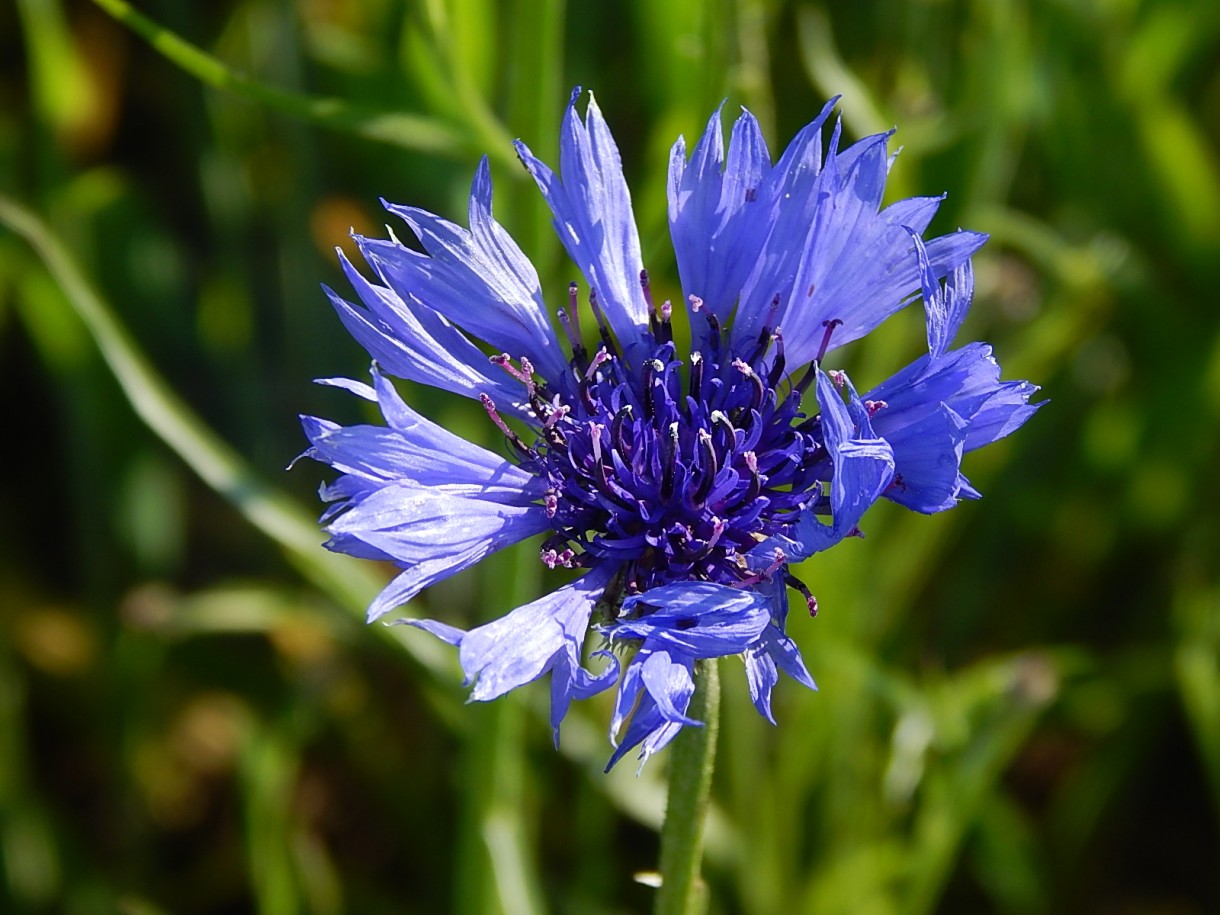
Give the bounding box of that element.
[0,195,383,625]
[88,0,498,164]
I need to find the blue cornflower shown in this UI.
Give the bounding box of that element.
[301,90,1041,770]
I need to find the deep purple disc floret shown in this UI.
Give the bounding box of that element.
[299,88,1043,770]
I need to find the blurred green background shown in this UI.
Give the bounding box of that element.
[2,0,1219,912]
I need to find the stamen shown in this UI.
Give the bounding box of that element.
[568,281,579,313]
[642,358,665,419]
[589,422,605,464]
[610,407,634,460]
[584,348,611,381]
[766,328,786,388]
[815,318,843,363]
[588,288,618,357]
[688,352,704,400]
[480,393,532,456]
[732,358,766,407]
[792,361,818,398]
[542,400,570,430]
[557,301,587,366]
[864,399,888,416]
[490,353,535,389]
[733,548,786,589]
[785,571,819,616]
[660,422,680,499]
[692,429,719,504]
[641,269,655,334]
[653,288,674,345]
[540,538,578,569]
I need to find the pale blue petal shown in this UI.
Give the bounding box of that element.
[329,250,523,410]
[731,100,841,341]
[514,89,649,359]
[907,228,972,358]
[962,383,1044,452]
[866,344,1044,455]
[324,483,551,620]
[611,581,771,657]
[369,159,567,381]
[401,565,615,721]
[668,105,772,321]
[782,369,895,558]
[606,646,698,771]
[756,154,988,368]
[744,622,817,722]
[881,404,969,513]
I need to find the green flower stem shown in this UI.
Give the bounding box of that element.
[655,659,721,915]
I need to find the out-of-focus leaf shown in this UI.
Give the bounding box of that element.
[88,0,508,167]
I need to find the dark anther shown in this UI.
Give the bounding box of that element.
[744,296,782,365]
[611,405,634,457]
[660,422,680,500]
[688,352,705,401]
[558,297,587,368]
[785,571,818,616]
[815,318,843,364]
[792,360,819,399]
[766,328,787,388]
[642,358,666,420]
[587,288,618,358]
[691,429,719,504]
[732,358,766,408]
[641,269,656,335]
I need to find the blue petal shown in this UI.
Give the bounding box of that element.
[962,382,1044,452]
[881,403,969,513]
[866,343,1044,455]
[610,581,771,657]
[731,99,841,343]
[758,159,987,367]
[324,483,551,620]
[369,159,567,382]
[304,422,542,504]
[668,105,772,322]
[606,647,698,771]
[403,565,617,740]
[744,622,817,723]
[605,691,689,773]
[301,366,543,507]
[783,369,895,558]
[328,250,523,410]
[514,89,649,360]
[906,229,972,358]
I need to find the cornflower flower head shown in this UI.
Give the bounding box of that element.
[300,89,1042,770]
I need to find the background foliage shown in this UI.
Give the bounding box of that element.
[2,0,1219,912]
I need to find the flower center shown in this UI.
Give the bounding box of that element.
[483,276,836,597]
